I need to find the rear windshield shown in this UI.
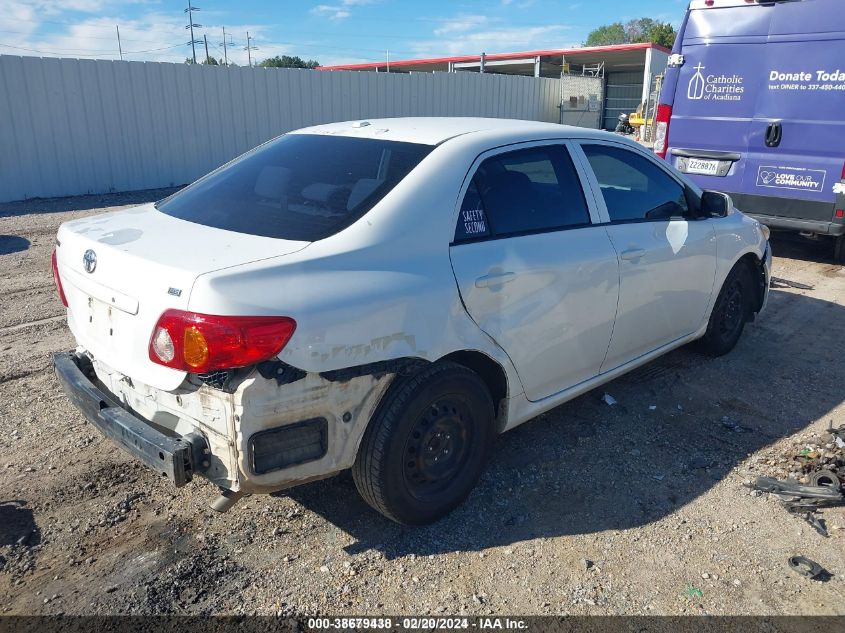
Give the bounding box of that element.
[156,134,433,241]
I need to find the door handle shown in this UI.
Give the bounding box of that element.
[475,272,516,288]
[765,122,782,148]
[620,248,646,262]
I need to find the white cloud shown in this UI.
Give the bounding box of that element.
[311,0,376,21]
[312,5,350,20]
[0,2,282,66]
[410,20,575,59]
[433,15,489,36]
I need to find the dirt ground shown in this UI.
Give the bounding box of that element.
[1,191,844,616]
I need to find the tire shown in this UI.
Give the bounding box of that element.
[352,361,495,525]
[834,235,845,263]
[696,262,753,357]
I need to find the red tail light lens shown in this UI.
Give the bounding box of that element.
[653,104,672,159]
[51,249,68,308]
[149,310,296,373]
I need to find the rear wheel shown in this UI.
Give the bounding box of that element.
[696,263,753,357]
[352,362,494,525]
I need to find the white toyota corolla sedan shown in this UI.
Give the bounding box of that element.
[52,117,771,525]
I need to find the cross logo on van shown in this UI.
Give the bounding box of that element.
[688,63,706,101]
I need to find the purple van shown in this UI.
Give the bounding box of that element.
[655,0,845,261]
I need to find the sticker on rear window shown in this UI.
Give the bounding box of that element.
[756,166,826,193]
[461,208,488,236]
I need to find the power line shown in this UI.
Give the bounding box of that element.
[219,26,235,66]
[0,42,186,57]
[244,31,258,67]
[184,0,202,64]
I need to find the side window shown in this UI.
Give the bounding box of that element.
[453,180,491,241]
[454,145,590,242]
[582,144,689,222]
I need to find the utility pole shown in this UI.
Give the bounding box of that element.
[220,26,230,66]
[116,25,123,60]
[203,33,210,64]
[386,50,390,73]
[244,31,258,67]
[184,0,202,64]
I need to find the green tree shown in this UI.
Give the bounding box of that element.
[585,18,676,48]
[644,21,677,48]
[186,56,224,66]
[585,22,626,47]
[259,55,320,69]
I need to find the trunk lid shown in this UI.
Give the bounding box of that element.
[56,203,309,391]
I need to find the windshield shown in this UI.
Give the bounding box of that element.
[156,134,433,241]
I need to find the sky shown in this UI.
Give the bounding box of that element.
[0,0,686,67]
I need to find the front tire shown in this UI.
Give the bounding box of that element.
[697,262,753,356]
[352,362,495,525]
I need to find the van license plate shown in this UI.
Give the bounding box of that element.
[686,158,720,176]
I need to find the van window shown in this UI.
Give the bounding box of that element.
[156,134,433,241]
[582,144,689,222]
[462,145,589,238]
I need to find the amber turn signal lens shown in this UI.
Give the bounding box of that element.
[183,326,210,369]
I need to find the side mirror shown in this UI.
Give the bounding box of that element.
[700,190,733,218]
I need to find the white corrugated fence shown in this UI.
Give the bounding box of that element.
[0,56,584,203]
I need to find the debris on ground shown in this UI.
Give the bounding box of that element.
[601,393,617,406]
[787,556,827,580]
[747,425,845,536]
[770,277,815,291]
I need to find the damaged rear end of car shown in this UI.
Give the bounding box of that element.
[52,130,437,511]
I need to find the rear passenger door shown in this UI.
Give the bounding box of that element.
[575,141,717,371]
[449,142,619,402]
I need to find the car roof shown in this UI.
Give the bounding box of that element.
[290,117,613,146]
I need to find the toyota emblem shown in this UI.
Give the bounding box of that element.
[83,249,97,274]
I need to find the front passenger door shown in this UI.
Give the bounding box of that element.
[449,143,619,402]
[577,142,717,372]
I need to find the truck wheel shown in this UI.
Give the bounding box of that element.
[834,235,845,263]
[352,362,494,525]
[696,262,753,357]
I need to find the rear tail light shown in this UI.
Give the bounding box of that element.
[653,104,672,159]
[149,310,296,373]
[51,249,68,308]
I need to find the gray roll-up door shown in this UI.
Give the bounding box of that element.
[602,70,644,130]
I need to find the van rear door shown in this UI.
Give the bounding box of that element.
[738,0,845,226]
[664,2,773,193]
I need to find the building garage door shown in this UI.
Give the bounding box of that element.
[602,70,643,131]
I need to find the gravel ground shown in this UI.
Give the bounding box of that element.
[1,191,844,616]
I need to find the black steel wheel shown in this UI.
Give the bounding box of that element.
[697,262,753,356]
[403,397,473,501]
[353,361,495,525]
